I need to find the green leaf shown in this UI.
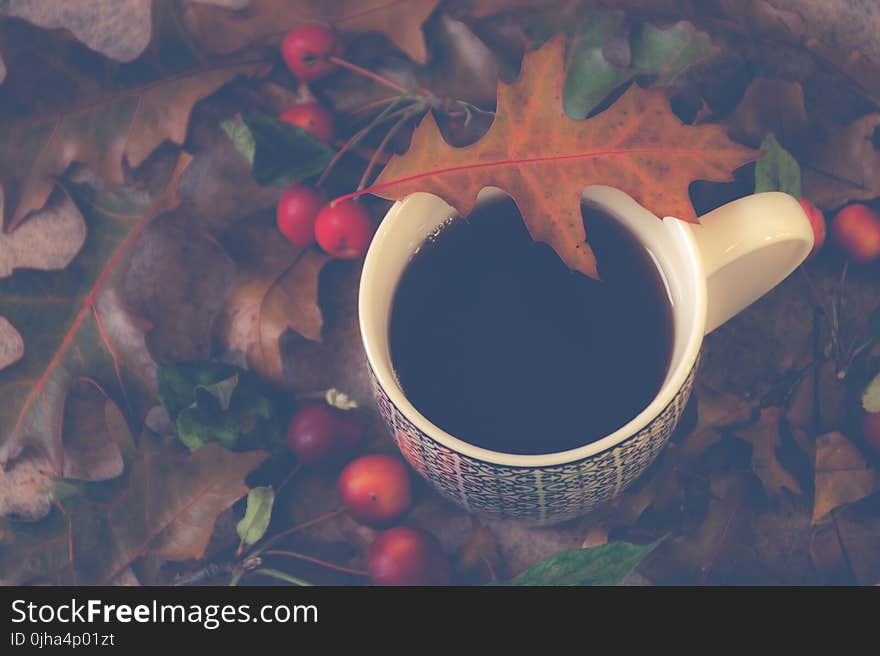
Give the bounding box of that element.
[755,134,802,199]
[158,362,283,453]
[236,485,274,549]
[221,115,256,165]
[631,21,716,86]
[563,12,631,120]
[0,438,266,585]
[862,373,880,413]
[499,539,662,586]
[229,113,336,187]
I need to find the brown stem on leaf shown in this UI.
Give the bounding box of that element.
[250,507,346,557]
[357,109,415,191]
[328,55,410,95]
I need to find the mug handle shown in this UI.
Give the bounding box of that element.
[685,192,814,334]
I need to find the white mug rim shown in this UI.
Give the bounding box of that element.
[359,188,707,467]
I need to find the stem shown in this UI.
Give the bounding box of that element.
[481,556,498,582]
[349,96,401,118]
[276,462,302,497]
[250,508,346,557]
[798,266,826,315]
[357,109,415,191]
[251,568,314,587]
[265,550,368,577]
[316,103,416,188]
[328,55,410,94]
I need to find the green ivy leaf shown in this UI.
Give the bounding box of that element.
[755,134,802,199]
[236,486,275,549]
[222,113,336,187]
[498,539,661,586]
[158,362,284,453]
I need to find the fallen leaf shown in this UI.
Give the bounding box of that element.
[123,208,236,362]
[456,523,501,581]
[0,450,54,521]
[0,155,190,476]
[581,526,609,549]
[236,486,275,549]
[500,539,661,586]
[804,38,880,108]
[0,193,86,278]
[1,0,153,62]
[217,217,330,383]
[368,35,758,279]
[812,432,876,523]
[743,0,807,42]
[0,439,266,585]
[863,373,880,413]
[726,78,808,148]
[630,20,716,86]
[182,0,441,64]
[0,317,23,371]
[733,406,802,498]
[809,523,850,582]
[60,378,130,482]
[611,384,752,525]
[754,134,801,198]
[801,113,880,210]
[0,50,266,230]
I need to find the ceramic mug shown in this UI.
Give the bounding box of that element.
[359,187,813,524]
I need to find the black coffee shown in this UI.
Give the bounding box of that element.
[389,196,673,455]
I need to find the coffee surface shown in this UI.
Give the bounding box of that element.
[389,195,673,455]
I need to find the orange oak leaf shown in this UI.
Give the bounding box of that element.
[182,0,440,64]
[361,34,759,279]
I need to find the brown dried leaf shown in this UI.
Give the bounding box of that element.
[726,78,808,148]
[801,113,880,210]
[60,378,129,482]
[456,523,501,580]
[182,0,441,64]
[217,219,330,384]
[1,0,153,62]
[0,450,53,521]
[812,432,876,523]
[832,503,880,585]
[0,316,23,371]
[734,406,802,498]
[809,523,849,581]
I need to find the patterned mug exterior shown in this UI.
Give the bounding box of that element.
[370,360,697,524]
[361,188,813,525]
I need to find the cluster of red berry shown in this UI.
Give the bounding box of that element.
[286,402,451,585]
[276,23,374,260]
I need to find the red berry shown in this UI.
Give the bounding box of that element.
[830,203,880,264]
[276,184,324,248]
[281,22,342,82]
[367,527,451,586]
[314,201,374,259]
[799,198,826,258]
[281,102,335,143]
[337,454,411,527]
[862,411,880,455]
[286,403,362,466]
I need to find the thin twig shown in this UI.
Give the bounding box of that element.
[249,508,346,557]
[264,550,368,577]
[276,462,302,497]
[357,108,416,191]
[251,568,314,586]
[349,95,401,118]
[328,56,410,94]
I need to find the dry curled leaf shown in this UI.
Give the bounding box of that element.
[0,439,266,585]
[369,35,758,279]
[0,155,190,476]
[726,78,808,148]
[0,58,267,231]
[733,406,802,499]
[812,432,876,523]
[1,0,153,62]
[182,0,441,64]
[0,316,23,371]
[801,113,880,210]
[217,218,330,384]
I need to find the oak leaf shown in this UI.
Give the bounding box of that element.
[812,432,876,523]
[727,78,808,148]
[0,155,190,476]
[217,218,330,384]
[733,406,802,499]
[0,439,266,585]
[368,35,758,279]
[0,0,153,62]
[182,0,440,64]
[0,46,267,231]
